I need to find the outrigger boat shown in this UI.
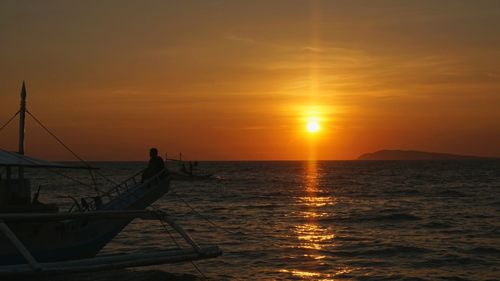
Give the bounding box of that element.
[0,82,221,276]
[165,154,214,181]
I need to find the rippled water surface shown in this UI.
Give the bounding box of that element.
[27,160,500,280]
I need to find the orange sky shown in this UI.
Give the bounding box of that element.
[1,1,499,160]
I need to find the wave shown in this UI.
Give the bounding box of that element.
[345,275,429,281]
[332,245,431,258]
[432,190,467,197]
[353,213,421,223]
[414,254,491,268]
[386,189,422,196]
[463,246,500,256]
[421,221,452,229]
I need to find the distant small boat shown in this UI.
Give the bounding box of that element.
[169,170,215,181]
[165,155,215,181]
[0,82,221,276]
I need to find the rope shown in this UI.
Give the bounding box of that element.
[26,110,118,186]
[0,109,103,196]
[154,211,182,248]
[0,148,96,189]
[190,261,209,280]
[1,110,100,194]
[0,110,20,133]
[170,191,237,237]
[90,170,100,194]
[153,210,209,280]
[45,169,96,189]
[26,110,88,166]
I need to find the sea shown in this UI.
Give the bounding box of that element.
[14,160,500,280]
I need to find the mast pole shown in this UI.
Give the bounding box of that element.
[19,81,26,155]
[18,81,27,182]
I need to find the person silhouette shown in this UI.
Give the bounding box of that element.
[141,148,165,182]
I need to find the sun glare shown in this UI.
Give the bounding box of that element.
[306,119,320,133]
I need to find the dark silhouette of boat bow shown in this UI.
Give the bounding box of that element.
[0,82,221,275]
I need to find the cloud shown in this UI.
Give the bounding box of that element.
[227,34,256,44]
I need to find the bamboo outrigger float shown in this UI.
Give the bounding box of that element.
[0,82,222,276]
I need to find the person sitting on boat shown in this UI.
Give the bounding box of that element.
[141,148,165,182]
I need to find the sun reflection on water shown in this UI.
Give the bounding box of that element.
[297,160,335,248]
[279,160,348,279]
[295,224,335,242]
[279,268,354,280]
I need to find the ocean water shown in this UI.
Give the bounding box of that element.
[20,160,500,280]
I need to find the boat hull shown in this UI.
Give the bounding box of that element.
[0,173,170,265]
[0,219,129,265]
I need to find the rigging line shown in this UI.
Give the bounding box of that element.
[153,210,209,281]
[85,165,118,186]
[0,109,101,195]
[190,261,209,281]
[154,211,182,248]
[26,110,119,186]
[89,170,100,195]
[170,191,237,237]
[43,168,95,189]
[0,110,20,133]
[0,148,96,189]
[26,110,88,165]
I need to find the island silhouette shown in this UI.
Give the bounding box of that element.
[357,150,495,161]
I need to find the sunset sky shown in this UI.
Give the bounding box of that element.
[1,0,499,160]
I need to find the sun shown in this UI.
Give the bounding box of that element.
[306,119,320,133]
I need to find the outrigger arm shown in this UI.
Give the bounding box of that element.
[0,220,41,271]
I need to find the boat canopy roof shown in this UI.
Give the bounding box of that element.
[0,149,95,169]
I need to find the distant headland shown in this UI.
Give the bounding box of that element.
[357,150,495,161]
